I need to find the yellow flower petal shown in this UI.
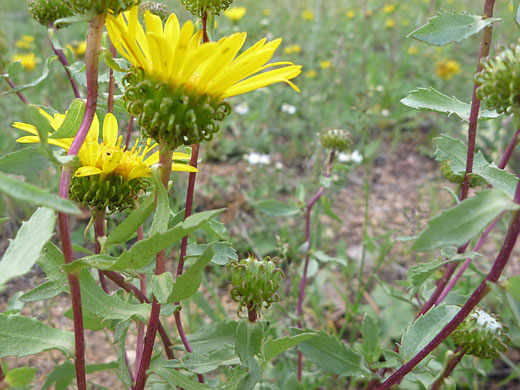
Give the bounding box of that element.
[102,113,118,146]
[171,163,198,172]
[75,166,103,177]
[102,149,124,173]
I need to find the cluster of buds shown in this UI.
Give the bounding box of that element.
[122,68,231,150]
[63,0,140,15]
[476,42,520,115]
[70,174,145,213]
[181,0,233,17]
[139,1,169,21]
[27,0,73,28]
[228,255,284,319]
[320,128,352,152]
[451,309,510,359]
[439,161,485,187]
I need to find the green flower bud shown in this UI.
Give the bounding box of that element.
[451,309,510,359]
[320,128,352,152]
[27,0,73,28]
[139,1,169,21]
[69,174,146,213]
[63,0,140,15]
[181,0,233,17]
[440,160,485,187]
[228,255,284,318]
[122,68,231,149]
[475,42,520,115]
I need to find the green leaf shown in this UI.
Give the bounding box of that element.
[506,276,520,301]
[50,99,85,139]
[105,193,155,246]
[475,164,518,198]
[321,196,342,222]
[115,321,133,387]
[4,292,25,315]
[400,305,459,362]
[0,172,81,215]
[153,367,209,389]
[188,321,238,354]
[515,0,520,26]
[0,208,55,290]
[186,241,238,265]
[0,147,50,175]
[292,329,367,376]
[168,246,215,302]
[42,361,118,390]
[20,280,62,302]
[408,11,500,46]
[401,87,500,122]
[38,242,69,292]
[25,104,59,165]
[413,189,520,252]
[362,315,381,364]
[182,208,226,230]
[263,333,316,361]
[312,250,347,266]
[5,367,38,386]
[3,56,58,94]
[4,61,24,78]
[151,272,174,304]
[0,314,74,358]
[150,166,169,236]
[236,320,264,365]
[257,199,301,217]
[179,347,240,374]
[54,8,96,25]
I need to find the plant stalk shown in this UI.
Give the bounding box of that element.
[3,77,29,104]
[107,40,116,114]
[94,209,109,293]
[431,347,465,390]
[48,22,80,99]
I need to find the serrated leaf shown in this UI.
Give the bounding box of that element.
[401,87,500,122]
[475,164,518,198]
[5,367,38,386]
[292,329,368,376]
[413,189,520,252]
[408,11,501,46]
[0,208,55,290]
[151,272,174,304]
[257,199,301,217]
[50,99,85,139]
[362,315,381,364]
[0,315,74,358]
[168,246,214,302]
[263,333,316,361]
[185,241,238,265]
[0,172,80,215]
[400,305,459,362]
[180,347,240,374]
[3,56,58,94]
[0,147,50,175]
[20,280,62,302]
[188,321,238,354]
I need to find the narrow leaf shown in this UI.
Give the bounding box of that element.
[151,272,174,304]
[236,320,264,365]
[362,315,381,364]
[20,280,62,302]
[150,165,169,236]
[152,367,209,390]
[50,99,85,139]
[263,333,316,361]
[257,199,301,217]
[3,56,58,94]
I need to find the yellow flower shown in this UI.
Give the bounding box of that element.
[223,6,246,21]
[385,18,396,28]
[13,110,197,182]
[263,8,271,16]
[319,60,331,69]
[365,9,373,17]
[305,69,317,79]
[401,19,409,26]
[75,40,87,56]
[346,10,355,19]
[283,44,301,55]
[302,9,314,21]
[509,2,514,12]
[383,4,396,13]
[15,35,35,49]
[106,7,301,100]
[407,46,419,55]
[436,59,461,80]
[11,53,38,71]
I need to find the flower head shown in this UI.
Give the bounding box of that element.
[15,35,36,49]
[320,60,331,69]
[11,53,39,70]
[223,6,246,21]
[436,59,460,80]
[27,0,73,28]
[302,9,314,21]
[383,4,396,13]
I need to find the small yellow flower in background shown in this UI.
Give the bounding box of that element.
[385,18,396,28]
[263,8,271,16]
[15,35,36,50]
[320,60,331,69]
[224,6,246,21]
[402,19,409,26]
[13,110,197,181]
[383,4,396,13]
[302,9,314,21]
[408,46,419,55]
[365,9,373,17]
[509,2,514,12]
[305,69,317,79]
[11,53,38,70]
[346,10,355,19]
[75,40,87,56]
[436,59,461,80]
[283,44,301,55]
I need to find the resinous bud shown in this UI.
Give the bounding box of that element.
[63,0,140,15]
[139,1,170,21]
[320,128,352,152]
[27,0,73,28]
[181,0,233,17]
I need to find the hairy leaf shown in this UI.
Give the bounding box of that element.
[0,147,50,175]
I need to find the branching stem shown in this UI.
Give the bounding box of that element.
[48,22,80,99]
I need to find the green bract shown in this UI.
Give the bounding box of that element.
[69,174,146,213]
[320,128,352,152]
[27,0,73,28]
[181,0,233,17]
[228,255,284,317]
[63,0,140,15]
[439,160,485,187]
[122,68,231,150]
[475,42,520,115]
[138,1,169,21]
[451,309,510,359]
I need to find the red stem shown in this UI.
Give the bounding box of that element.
[3,77,30,104]
[124,116,134,149]
[94,209,109,293]
[48,22,81,99]
[297,150,335,381]
[377,181,520,389]
[135,226,146,372]
[0,365,5,383]
[107,40,116,114]
[431,347,465,390]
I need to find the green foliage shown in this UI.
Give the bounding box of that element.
[256,199,301,217]
[0,147,50,175]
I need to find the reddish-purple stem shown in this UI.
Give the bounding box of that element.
[297,150,335,381]
[135,226,146,372]
[3,77,30,104]
[94,209,109,293]
[124,116,134,149]
[107,40,116,114]
[56,14,105,390]
[377,180,520,389]
[431,347,465,390]
[498,128,520,170]
[48,22,80,99]
[0,365,4,383]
